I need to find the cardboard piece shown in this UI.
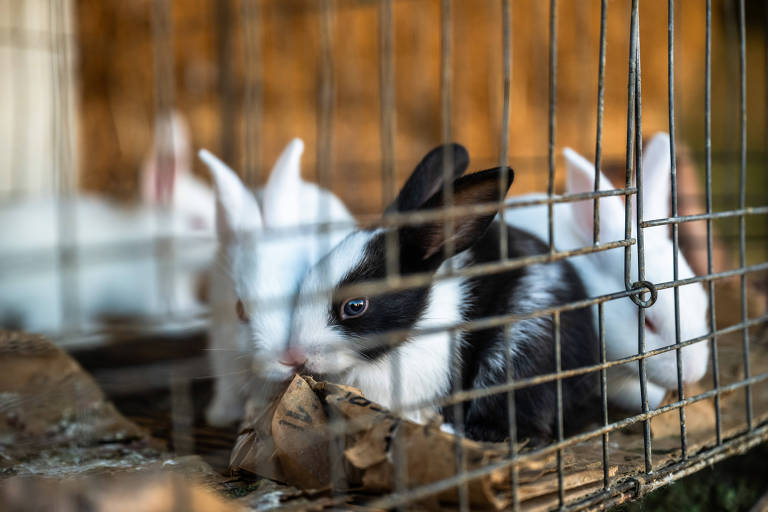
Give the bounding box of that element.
[230,375,612,510]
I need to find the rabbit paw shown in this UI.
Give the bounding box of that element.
[205,394,244,427]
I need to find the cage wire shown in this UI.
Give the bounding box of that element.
[1,0,768,511]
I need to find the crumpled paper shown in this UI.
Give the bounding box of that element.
[230,375,545,509]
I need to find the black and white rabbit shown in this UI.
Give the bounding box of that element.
[280,145,600,443]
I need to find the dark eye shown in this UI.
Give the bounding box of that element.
[236,299,250,323]
[341,298,369,320]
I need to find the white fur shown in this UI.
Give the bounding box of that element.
[504,133,710,411]
[200,139,355,426]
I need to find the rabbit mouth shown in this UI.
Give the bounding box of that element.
[297,368,344,383]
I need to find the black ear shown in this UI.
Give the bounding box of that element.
[385,143,469,214]
[399,167,515,267]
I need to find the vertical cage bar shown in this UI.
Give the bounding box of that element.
[51,0,79,333]
[151,0,175,202]
[554,312,565,508]
[380,0,396,216]
[736,0,753,431]
[317,0,334,190]
[625,0,653,473]
[595,0,609,489]
[593,0,607,245]
[241,0,263,186]
[10,1,26,194]
[505,354,520,512]
[623,0,637,294]
[598,303,609,488]
[547,0,564,505]
[633,20,645,294]
[440,1,467,510]
[151,0,177,319]
[216,0,235,165]
[499,3,518,508]
[704,0,722,446]
[667,0,688,459]
[379,0,406,502]
[170,373,194,456]
[546,0,557,255]
[635,43,653,476]
[498,0,511,261]
[317,0,343,493]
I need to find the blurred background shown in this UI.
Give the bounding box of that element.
[2,0,767,258]
[0,0,765,337]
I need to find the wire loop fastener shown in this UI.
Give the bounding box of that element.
[629,280,658,308]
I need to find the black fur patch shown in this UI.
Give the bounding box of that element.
[441,221,600,443]
[331,231,431,361]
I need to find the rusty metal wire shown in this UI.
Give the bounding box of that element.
[2,1,767,511]
[667,0,688,461]
[704,0,723,449]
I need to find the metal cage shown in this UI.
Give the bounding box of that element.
[1,0,767,511]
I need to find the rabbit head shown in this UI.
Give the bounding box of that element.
[565,133,710,391]
[200,139,354,381]
[284,145,518,385]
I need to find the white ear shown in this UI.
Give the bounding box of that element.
[198,149,262,238]
[262,138,305,227]
[564,147,628,244]
[141,110,192,204]
[639,132,672,221]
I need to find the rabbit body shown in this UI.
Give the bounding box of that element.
[200,139,355,426]
[282,146,600,442]
[0,110,215,335]
[503,133,710,411]
[0,172,214,335]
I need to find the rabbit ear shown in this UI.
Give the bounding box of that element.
[400,167,513,268]
[262,138,306,227]
[198,149,262,239]
[639,132,672,222]
[385,143,469,214]
[141,110,192,205]
[564,147,628,244]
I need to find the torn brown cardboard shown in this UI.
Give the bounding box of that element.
[230,375,613,510]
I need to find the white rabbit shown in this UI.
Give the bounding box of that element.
[199,138,355,427]
[0,112,215,335]
[504,133,710,411]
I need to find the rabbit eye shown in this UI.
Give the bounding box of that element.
[236,299,250,323]
[341,298,369,320]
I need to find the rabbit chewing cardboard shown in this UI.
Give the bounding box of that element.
[229,374,511,508]
[228,375,620,510]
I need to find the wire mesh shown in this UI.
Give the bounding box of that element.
[0,0,767,510]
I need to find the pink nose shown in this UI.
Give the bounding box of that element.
[278,347,307,369]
